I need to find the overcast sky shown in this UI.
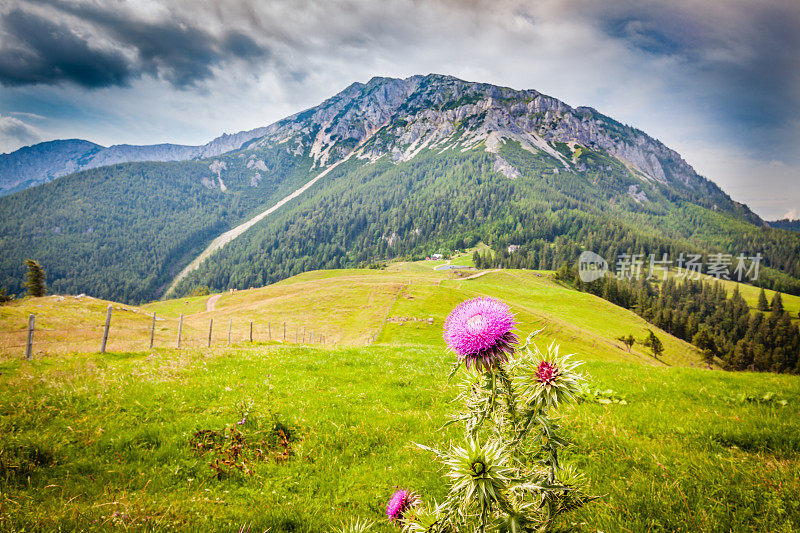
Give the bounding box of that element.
[1,0,798,219]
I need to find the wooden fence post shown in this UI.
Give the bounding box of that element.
[149,313,156,349]
[208,318,214,348]
[100,305,112,353]
[228,319,232,345]
[176,314,183,348]
[303,327,306,343]
[295,327,298,343]
[249,321,253,343]
[268,322,271,341]
[283,322,286,341]
[25,314,35,360]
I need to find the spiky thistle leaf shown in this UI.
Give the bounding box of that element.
[513,341,584,412]
[443,438,514,512]
[332,517,374,533]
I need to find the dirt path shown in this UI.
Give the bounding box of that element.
[164,155,353,297]
[462,268,501,280]
[206,294,221,312]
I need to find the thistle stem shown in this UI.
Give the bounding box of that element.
[539,413,559,483]
[495,366,519,437]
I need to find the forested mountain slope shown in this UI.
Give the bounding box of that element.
[172,144,800,297]
[1,74,798,303]
[0,148,314,302]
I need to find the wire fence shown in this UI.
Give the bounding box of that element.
[0,306,332,360]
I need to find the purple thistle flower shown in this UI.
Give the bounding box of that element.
[386,489,419,523]
[444,297,518,372]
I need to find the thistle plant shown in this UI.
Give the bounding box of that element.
[392,297,596,532]
[387,489,422,523]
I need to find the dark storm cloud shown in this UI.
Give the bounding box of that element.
[2,0,797,126]
[0,8,132,87]
[47,0,270,87]
[0,0,270,88]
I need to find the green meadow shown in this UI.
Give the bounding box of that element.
[1,345,798,531]
[1,264,799,531]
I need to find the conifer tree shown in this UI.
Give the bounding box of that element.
[770,292,784,315]
[732,339,752,370]
[757,288,770,311]
[692,328,717,365]
[643,329,664,358]
[23,259,47,297]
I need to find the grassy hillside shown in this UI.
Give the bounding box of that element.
[1,344,798,531]
[2,265,798,530]
[376,269,702,366]
[2,266,705,366]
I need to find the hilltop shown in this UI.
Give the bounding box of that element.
[0,264,706,367]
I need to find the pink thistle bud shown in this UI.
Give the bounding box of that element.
[536,360,559,385]
[386,489,420,523]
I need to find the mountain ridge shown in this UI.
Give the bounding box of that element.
[214,74,762,224]
[0,126,271,195]
[2,73,795,304]
[769,219,800,232]
[1,73,761,226]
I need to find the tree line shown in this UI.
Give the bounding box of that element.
[551,265,800,373]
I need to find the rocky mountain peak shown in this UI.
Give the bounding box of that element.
[252,74,708,194]
[0,73,748,222]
